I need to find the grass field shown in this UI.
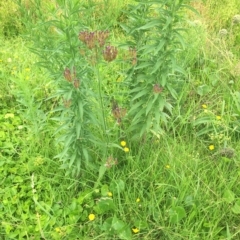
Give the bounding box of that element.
[1,0,240,239]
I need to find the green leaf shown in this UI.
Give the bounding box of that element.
[140,44,158,55]
[154,39,166,55]
[136,19,160,30]
[151,58,163,74]
[193,116,214,126]
[132,89,149,101]
[110,179,125,193]
[94,198,114,214]
[69,152,77,168]
[76,122,81,139]
[78,100,84,121]
[101,185,109,196]
[232,200,240,214]
[169,206,186,224]
[182,4,200,16]
[197,84,212,96]
[112,216,125,231]
[118,227,132,240]
[132,108,146,123]
[184,195,195,207]
[134,62,152,70]
[223,190,235,203]
[102,217,115,234]
[146,97,155,116]
[128,101,144,116]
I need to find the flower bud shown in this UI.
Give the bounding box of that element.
[153,84,163,94]
[73,79,80,88]
[64,68,72,82]
[103,45,118,62]
[233,14,240,24]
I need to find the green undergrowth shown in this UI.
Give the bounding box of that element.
[1,0,240,239]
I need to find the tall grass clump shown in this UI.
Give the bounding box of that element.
[17,0,195,176]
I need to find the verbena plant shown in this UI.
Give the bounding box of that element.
[18,0,194,175]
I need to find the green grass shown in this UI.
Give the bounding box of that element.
[1,0,240,239]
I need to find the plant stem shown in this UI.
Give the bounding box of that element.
[95,56,108,143]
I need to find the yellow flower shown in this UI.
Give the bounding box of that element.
[120,141,126,147]
[55,227,61,233]
[123,147,129,153]
[209,145,214,151]
[136,198,140,203]
[4,113,14,119]
[25,68,30,72]
[216,116,221,120]
[202,104,207,109]
[88,214,95,221]
[165,164,170,169]
[132,227,140,234]
[107,192,113,197]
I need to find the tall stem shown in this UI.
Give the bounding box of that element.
[94,52,108,144]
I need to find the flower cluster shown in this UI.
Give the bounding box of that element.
[103,45,118,62]
[63,67,80,89]
[78,30,109,49]
[129,47,137,66]
[111,99,126,124]
[153,83,163,94]
[232,14,240,24]
[219,29,228,38]
[120,141,129,153]
[104,156,118,168]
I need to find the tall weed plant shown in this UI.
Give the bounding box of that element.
[18,0,194,175]
[120,0,195,139]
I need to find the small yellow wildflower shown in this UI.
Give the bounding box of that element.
[116,76,123,82]
[4,113,14,119]
[120,141,126,147]
[209,145,214,151]
[165,164,170,169]
[123,147,129,153]
[107,192,113,197]
[132,227,140,234]
[216,116,221,120]
[202,104,207,109]
[136,198,140,203]
[88,213,95,221]
[25,68,30,72]
[55,227,61,233]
